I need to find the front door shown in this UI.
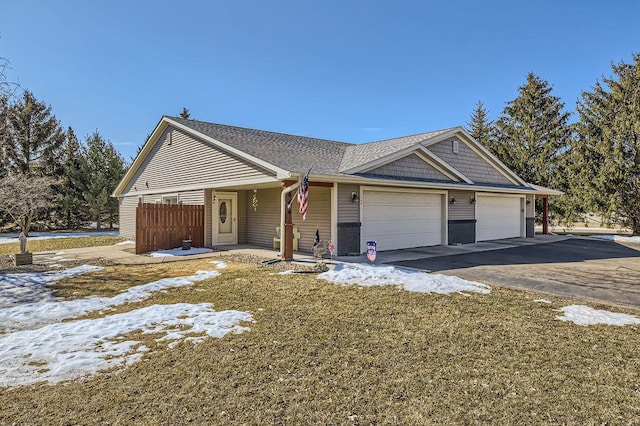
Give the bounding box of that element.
[214,193,237,245]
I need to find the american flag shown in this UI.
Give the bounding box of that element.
[297,169,310,220]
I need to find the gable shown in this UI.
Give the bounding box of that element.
[427,137,518,186]
[365,153,456,182]
[120,126,276,195]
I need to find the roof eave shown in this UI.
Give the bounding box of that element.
[112,117,293,197]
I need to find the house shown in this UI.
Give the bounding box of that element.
[113,116,560,256]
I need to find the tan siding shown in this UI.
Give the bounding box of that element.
[428,138,515,186]
[526,194,535,217]
[122,126,275,195]
[238,190,248,244]
[119,196,139,238]
[338,184,360,223]
[245,186,331,252]
[448,190,475,220]
[367,153,452,181]
[178,190,204,205]
[246,188,281,248]
[292,187,331,252]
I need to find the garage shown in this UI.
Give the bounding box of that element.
[361,189,444,252]
[476,195,523,241]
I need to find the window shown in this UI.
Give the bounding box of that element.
[162,196,179,205]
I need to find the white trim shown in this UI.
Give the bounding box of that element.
[113,119,169,197]
[119,176,280,198]
[416,148,473,183]
[359,186,448,253]
[161,194,179,205]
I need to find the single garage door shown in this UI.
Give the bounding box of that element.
[476,195,522,241]
[361,190,443,252]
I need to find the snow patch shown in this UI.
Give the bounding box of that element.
[0,268,219,332]
[149,247,214,257]
[0,303,252,386]
[556,305,640,326]
[593,235,640,244]
[317,264,490,295]
[208,260,228,269]
[278,270,296,275]
[0,265,104,310]
[534,299,552,304]
[116,240,135,246]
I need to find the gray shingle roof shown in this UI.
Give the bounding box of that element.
[168,116,455,175]
[339,128,456,172]
[168,116,349,175]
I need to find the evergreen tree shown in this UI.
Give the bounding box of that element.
[0,90,65,176]
[105,144,126,228]
[467,101,497,152]
[84,132,126,230]
[575,54,640,234]
[495,73,572,188]
[54,128,89,228]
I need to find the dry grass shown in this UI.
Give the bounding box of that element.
[1,257,640,425]
[0,235,126,256]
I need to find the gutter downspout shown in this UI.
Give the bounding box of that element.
[280,178,301,259]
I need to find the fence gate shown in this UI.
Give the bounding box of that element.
[135,203,204,254]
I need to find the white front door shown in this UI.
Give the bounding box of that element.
[214,193,237,245]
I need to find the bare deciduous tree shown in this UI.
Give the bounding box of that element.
[0,173,55,251]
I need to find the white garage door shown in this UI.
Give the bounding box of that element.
[361,190,443,252]
[476,195,522,241]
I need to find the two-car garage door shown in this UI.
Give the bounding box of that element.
[476,195,523,241]
[361,189,443,252]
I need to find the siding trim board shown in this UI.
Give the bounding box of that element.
[122,176,280,198]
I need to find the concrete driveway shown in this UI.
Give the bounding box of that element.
[390,237,640,309]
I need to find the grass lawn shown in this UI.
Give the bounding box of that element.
[0,235,127,256]
[1,257,640,424]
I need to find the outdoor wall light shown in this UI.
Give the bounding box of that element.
[526,199,531,204]
[470,197,476,204]
[351,191,358,202]
[449,196,456,205]
[145,181,149,188]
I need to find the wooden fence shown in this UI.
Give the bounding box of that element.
[136,203,205,254]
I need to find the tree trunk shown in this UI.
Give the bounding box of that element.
[96,212,102,230]
[66,208,72,230]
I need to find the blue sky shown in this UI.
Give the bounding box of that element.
[1,0,638,160]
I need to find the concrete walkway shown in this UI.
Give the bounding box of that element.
[33,234,570,266]
[333,234,570,264]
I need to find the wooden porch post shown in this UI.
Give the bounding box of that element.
[542,196,549,234]
[284,191,294,260]
[282,180,297,261]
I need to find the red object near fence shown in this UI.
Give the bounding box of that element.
[135,203,204,254]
